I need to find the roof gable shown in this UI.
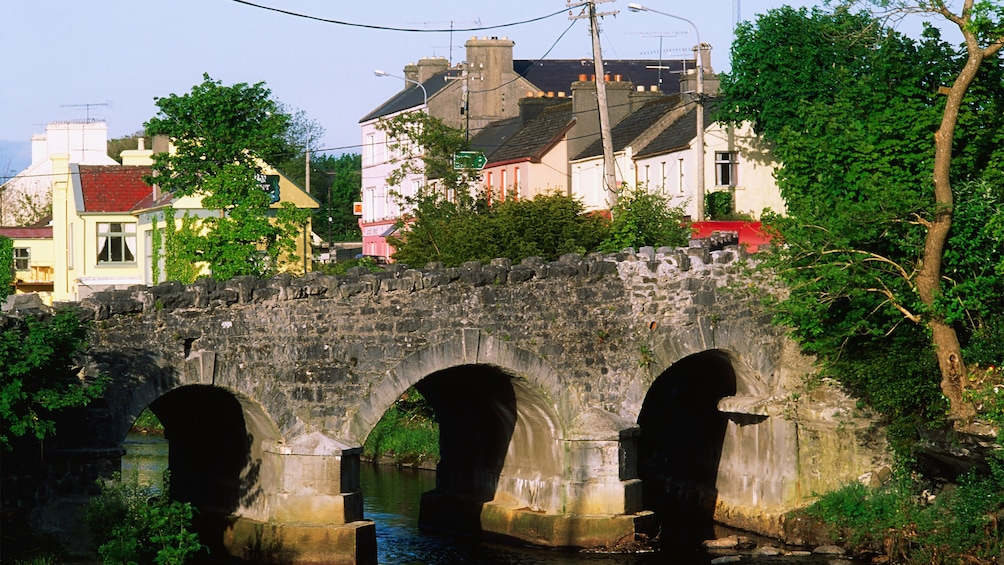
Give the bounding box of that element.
[635,99,721,158]
[574,94,685,160]
[486,103,573,165]
[359,70,458,123]
[77,165,152,213]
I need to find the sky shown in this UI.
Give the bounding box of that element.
[1,0,957,171]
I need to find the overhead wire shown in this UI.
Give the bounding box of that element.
[229,0,573,33]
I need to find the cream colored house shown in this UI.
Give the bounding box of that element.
[1,223,55,301]
[135,160,319,285]
[32,140,319,302]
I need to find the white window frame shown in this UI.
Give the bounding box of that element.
[96,222,137,264]
[13,247,29,271]
[716,151,738,187]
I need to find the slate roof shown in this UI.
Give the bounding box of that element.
[77,165,153,213]
[514,59,682,96]
[468,117,523,159]
[360,59,686,123]
[573,94,685,161]
[359,70,460,123]
[634,99,720,159]
[486,102,574,165]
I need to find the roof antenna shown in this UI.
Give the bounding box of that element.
[60,101,112,123]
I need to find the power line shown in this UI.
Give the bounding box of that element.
[229,0,571,32]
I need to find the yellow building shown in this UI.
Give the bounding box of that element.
[24,142,319,302]
[1,222,56,302]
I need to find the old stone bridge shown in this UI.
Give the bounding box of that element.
[24,242,889,564]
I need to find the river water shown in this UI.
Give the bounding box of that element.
[122,434,851,565]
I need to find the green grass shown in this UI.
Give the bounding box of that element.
[130,408,164,435]
[363,388,439,465]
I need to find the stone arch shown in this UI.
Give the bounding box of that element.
[347,329,570,444]
[129,384,282,554]
[637,349,741,548]
[348,330,572,534]
[648,317,777,400]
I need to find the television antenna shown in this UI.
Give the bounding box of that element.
[628,31,688,91]
[408,18,482,66]
[60,101,111,123]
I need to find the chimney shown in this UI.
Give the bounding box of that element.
[680,43,720,96]
[404,62,419,84]
[568,77,634,159]
[465,36,515,124]
[416,56,449,84]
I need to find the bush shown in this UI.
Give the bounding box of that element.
[803,459,1004,563]
[600,185,690,252]
[84,471,204,564]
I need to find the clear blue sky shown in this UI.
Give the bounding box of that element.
[1,0,951,171]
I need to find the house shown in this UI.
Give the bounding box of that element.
[4,133,318,303]
[471,97,574,202]
[632,105,785,221]
[1,220,55,300]
[570,93,689,210]
[1,121,119,226]
[359,35,683,261]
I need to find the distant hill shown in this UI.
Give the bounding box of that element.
[0,140,31,179]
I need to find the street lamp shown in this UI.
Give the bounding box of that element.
[374,69,428,107]
[628,3,706,221]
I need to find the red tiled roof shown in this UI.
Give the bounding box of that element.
[78,165,153,213]
[0,226,52,238]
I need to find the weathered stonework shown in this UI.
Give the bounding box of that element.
[6,243,891,563]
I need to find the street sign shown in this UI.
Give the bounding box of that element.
[453,151,487,170]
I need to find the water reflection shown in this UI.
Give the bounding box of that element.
[121,433,169,491]
[121,435,844,564]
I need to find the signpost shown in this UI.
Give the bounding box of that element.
[452,151,487,170]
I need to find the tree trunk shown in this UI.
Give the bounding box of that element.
[917,31,987,424]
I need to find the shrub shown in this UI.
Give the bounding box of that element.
[363,388,439,464]
[600,185,690,252]
[85,471,204,564]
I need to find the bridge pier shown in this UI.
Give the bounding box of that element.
[224,432,376,565]
[419,415,655,549]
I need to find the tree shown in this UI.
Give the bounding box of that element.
[311,153,362,243]
[840,0,1004,423]
[377,111,480,196]
[720,7,1004,426]
[0,236,12,301]
[600,185,691,252]
[144,74,310,281]
[0,309,105,449]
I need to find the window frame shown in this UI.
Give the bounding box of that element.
[13,247,29,271]
[715,151,738,187]
[96,222,137,264]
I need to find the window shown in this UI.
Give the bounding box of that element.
[365,133,376,165]
[716,152,738,186]
[13,248,29,271]
[97,222,136,263]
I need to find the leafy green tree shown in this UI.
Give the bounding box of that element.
[0,309,105,449]
[720,7,1004,426]
[311,153,362,243]
[0,236,12,301]
[107,130,151,163]
[144,74,310,281]
[600,185,690,252]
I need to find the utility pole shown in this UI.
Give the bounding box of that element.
[569,0,618,207]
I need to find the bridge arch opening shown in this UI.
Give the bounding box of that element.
[363,363,564,539]
[129,384,280,556]
[638,349,738,549]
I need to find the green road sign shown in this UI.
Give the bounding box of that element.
[453,151,488,170]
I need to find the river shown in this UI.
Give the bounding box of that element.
[122,434,851,564]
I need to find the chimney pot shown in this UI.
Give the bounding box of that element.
[578,73,588,82]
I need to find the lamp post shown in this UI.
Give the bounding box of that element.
[374,69,428,107]
[628,3,705,221]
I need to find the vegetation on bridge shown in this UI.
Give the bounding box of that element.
[0,308,105,450]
